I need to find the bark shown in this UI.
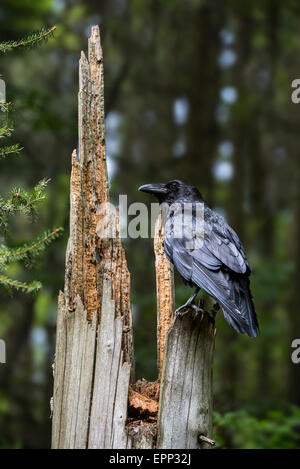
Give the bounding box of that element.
[51,26,133,449]
[52,25,215,450]
[154,215,215,448]
[158,312,215,449]
[154,215,175,378]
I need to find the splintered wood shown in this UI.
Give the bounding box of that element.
[128,388,158,417]
[52,24,215,450]
[157,312,216,449]
[154,215,175,378]
[51,26,133,449]
[65,26,108,320]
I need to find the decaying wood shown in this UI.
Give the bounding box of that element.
[51,294,98,448]
[157,311,216,449]
[128,379,160,417]
[51,26,133,449]
[88,277,132,449]
[127,422,156,449]
[154,212,215,448]
[52,24,216,450]
[128,388,158,416]
[154,214,175,378]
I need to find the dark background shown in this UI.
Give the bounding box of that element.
[0,0,300,448]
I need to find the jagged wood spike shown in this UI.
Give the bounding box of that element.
[52,24,215,451]
[154,213,175,378]
[51,25,133,449]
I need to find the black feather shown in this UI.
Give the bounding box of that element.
[139,179,259,337]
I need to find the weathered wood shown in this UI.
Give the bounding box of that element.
[52,295,98,448]
[88,277,131,449]
[51,26,133,449]
[154,212,215,449]
[157,311,216,449]
[154,214,175,378]
[52,24,216,451]
[129,424,156,449]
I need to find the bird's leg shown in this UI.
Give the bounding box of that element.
[174,287,200,317]
[174,288,219,325]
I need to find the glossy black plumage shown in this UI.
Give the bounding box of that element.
[139,179,259,337]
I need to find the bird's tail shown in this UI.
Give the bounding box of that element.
[225,273,259,338]
[191,262,255,335]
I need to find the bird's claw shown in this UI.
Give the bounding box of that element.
[191,304,215,324]
[174,303,215,325]
[174,305,191,318]
[190,304,205,315]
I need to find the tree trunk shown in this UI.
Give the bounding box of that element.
[51,26,133,449]
[158,312,215,449]
[51,25,215,449]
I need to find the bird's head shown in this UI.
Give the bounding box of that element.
[138,179,203,204]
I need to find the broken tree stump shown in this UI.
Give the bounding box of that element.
[154,215,175,379]
[51,25,216,450]
[157,312,215,449]
[154,213,216,449]
[51,26,133,449]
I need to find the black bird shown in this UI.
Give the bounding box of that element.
[139,179,259,337]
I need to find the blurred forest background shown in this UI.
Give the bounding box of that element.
[0,0,300,449]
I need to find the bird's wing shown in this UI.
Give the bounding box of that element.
[164,236,249,328]
[164,221,258,337]
[164,209,249,277]
[204,216,250,274]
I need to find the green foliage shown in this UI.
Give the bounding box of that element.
[0,27,62,294]
[0,27,56,53]
[0,143,22,159]
[0,228,62,267]
[0,275,41,294]
[0,0,300,450]
[0,178,50,225]
[214,407,300,449]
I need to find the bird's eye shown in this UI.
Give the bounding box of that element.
[169,182,178,190]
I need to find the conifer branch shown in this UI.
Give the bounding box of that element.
[0,274,41,293]
[0,126,13,139]
[0,178,51,220]
[0,26,62,294]
[0,228,63,265]
[0,102,12,113]
[0,144,22,159]
[0,26,57,53]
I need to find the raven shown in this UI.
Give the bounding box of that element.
[139,179,259,337]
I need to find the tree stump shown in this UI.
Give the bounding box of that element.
[51,25,216,450]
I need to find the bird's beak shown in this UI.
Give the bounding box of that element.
[138,183,168,195]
